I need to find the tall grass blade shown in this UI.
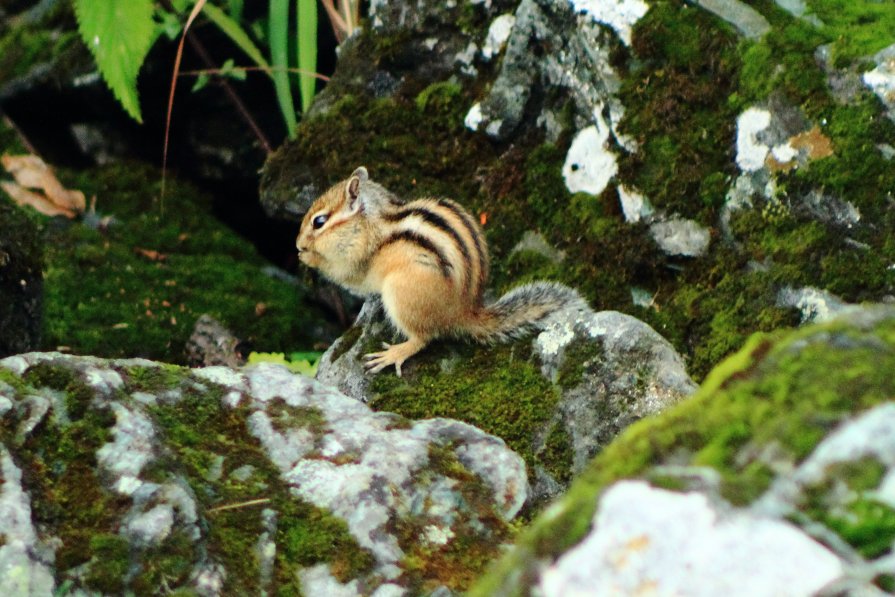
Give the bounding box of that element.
[297,0,318,113]
[270,0,297,138]
[227,0,243,22]
[202,3,270,74]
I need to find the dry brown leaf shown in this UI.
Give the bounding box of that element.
[1,154,86,213]
[0,180,77,218]
[134,248,168,262]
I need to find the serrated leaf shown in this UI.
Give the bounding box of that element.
[74,0,156,123]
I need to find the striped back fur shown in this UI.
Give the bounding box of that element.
[378,197,489,304]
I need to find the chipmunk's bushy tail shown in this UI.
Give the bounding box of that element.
[466,281,588,343]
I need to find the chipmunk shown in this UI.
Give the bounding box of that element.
[296,167,585,376]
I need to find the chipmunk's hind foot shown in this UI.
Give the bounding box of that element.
[363,337,426,377]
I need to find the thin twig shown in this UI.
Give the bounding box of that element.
[180,66,331,82]
[319,0,348,41]
[184,34,274,154]
[207,498,271,514]
[162,0,206,206]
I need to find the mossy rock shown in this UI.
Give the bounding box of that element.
[262,0,895,389]
[472,305,895,595]
[0,352,528,594]
[316,300,696,506]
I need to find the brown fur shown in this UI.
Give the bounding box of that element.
[297,167,585,375]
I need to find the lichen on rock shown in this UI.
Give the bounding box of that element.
[0,353,528,594]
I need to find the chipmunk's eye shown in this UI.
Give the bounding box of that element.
[312,214,328,229]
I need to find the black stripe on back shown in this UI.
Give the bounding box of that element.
[384,207,472,290]
[379,230,453,278]
[436,199,488,294]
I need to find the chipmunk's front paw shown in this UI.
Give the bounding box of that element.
[363,339,423,377]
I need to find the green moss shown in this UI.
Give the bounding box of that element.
[328,325,363,363]
[131,530,197,594]
[122,364,183,393]
[149,375,373,593]
[370,340,559,475]
[618,0,741,217]
[395,443,513,593]
[5,363,124,580]
[806,0,895,64]
[84,534,130,593]
[472,313,895,594]
[556,338,602,389]
[541,424,574,486]
[32,161,336,363]
[415,81,462,113]
[22,361,95,419]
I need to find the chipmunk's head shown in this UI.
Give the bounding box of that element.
[297,167,388,283]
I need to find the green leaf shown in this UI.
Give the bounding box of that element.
[270,0,298,138]
[220,58,247,81]
[228,0,244,22]
[191,72,210,92]
[202,3,270,72]
[74,0,156,123]
[296,0,318,114]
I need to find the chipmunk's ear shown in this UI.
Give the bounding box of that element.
[345,167,369,211]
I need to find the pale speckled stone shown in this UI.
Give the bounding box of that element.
[0,355,29,376]
[776,286,859,324]
[300,563,362,597]
[125,504,174,545]
[481,14,515,59]
[194,366,247,389]
[464,102,484,130]
[562,117,618,196]
[649,217,711,257]
[97,402,156,480]
[570,0,649,46]
[0,448,56,596]
[736,107,772,171]
[540,481,842,596]
[84,366,123,394]
[758,403,895,515]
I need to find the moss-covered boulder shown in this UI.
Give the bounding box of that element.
[261,0,895,387]
[0,200,42,357]
[472,305,895,595]
[317,299,696,503]
[0,352,528,595]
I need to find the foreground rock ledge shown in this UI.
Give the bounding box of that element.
[0,353,526,596]
[473,305,895,596]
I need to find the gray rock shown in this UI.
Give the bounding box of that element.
[510,230,567,264]
[863,44,895,123]
[468,0,626,142]
[0,447,56,597]
[472,306,895,596]
[776,286,860,324]
[649,217,712,257]
[538,480,842,596]
[686,0,771,39]
[531,310,697,496]
[318,296,696,504]
[0,352,527,594]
